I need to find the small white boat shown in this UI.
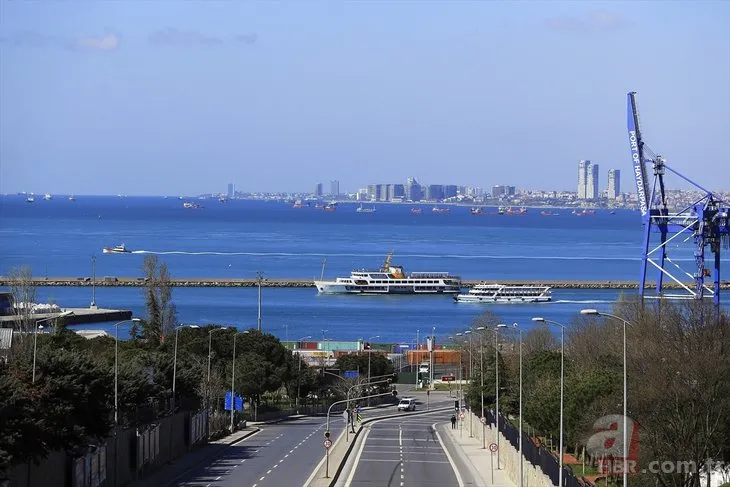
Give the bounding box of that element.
[103,244,131,254]
[356,204,376,213]
[455,283,552,303]
[26,196,35,203]
[43,193,52,200]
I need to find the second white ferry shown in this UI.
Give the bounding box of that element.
[455,283,552,303]
[314,253,461,295]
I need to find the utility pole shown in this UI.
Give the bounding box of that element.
[256,271,263,331]
[429,326,435,391]
[91,255,97,309]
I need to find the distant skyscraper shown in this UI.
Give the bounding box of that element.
[577,160,589,199]
[587,162,599,199]
[608,169,621,199]
[405,177,422,201]
[314,183,323,197]
[577,160,598,199]
[330,180,340,196]
[227,183,235,198]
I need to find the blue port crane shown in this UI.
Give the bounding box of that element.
[627,91,729,306]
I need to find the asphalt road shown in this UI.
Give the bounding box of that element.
[167,388,455,487]
[174,415,343,487]
[170,402,411,487]
[341,409,481,487]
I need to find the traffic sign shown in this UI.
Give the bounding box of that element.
[480,416,487,424]
[489,442,498,452]
[324,439,333,449]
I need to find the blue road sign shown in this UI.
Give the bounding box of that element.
[344,370,359,378]
[224,392,244,411]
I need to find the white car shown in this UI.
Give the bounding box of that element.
[397,398,416,411]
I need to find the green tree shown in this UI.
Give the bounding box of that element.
[234,330,293,408]
[7,265,36,334]
[138,255,177,344]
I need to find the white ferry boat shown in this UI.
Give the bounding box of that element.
[454,283,552,303]
[314,253,461,295]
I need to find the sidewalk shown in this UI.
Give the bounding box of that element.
[443,418,515,487]
[134,427,259,487]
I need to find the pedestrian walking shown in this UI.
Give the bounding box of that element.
[450,414,457,429]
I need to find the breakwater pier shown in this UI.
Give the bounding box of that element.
[2,277,728,290]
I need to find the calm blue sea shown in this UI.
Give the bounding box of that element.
[1,195,727,343]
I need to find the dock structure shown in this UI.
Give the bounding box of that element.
[0,307,133,326]
[1,277,728,290]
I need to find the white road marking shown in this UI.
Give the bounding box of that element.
[344,429,370,487]
[433,423,465,487]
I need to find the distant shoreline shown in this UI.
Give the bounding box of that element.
[3,277,728,290]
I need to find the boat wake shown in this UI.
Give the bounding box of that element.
[126,250,654,261]
[553,299,614,304]
[132,250,254,255]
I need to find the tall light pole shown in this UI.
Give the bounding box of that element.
[495,323,506,468]
[532,317,566,487]
[90,255,97,309]
[114,317,141,487]
[296,335,312,411]
[256,271,264,331]
[230,330,249,430]
[581,309,632,487]
[366,335,380,386]
[464,329,473,437]
[366,335,380,406]
[207,327,230,410]
[172,324,200,411]
[32,311,74,383]
[230,330,238,431]
[501,323,524,487]
[476,326,486,449]
[429,326,436,391]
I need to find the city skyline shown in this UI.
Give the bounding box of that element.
[1,2,728,195]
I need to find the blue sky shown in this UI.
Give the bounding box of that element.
[1,1,728,196]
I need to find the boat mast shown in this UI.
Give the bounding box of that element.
[320,258,327,280]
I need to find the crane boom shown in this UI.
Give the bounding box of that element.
[626,91,729,306]
[627,92,650,219]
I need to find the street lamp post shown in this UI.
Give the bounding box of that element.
[113,317,141,487]
[256,271,264,331]
[32,310,74,383]
[532,317,566,487]
[495,323,506,468]
[581,309,632,487]
[207,327,230,410]
[230,330,238,431]
[502,323,524,487]
[296,335,312,412]
[464,329,473,437]
[172,324,200,411]
[366,335,380,404]
[476,326,486,449]
[454,333,465,438]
